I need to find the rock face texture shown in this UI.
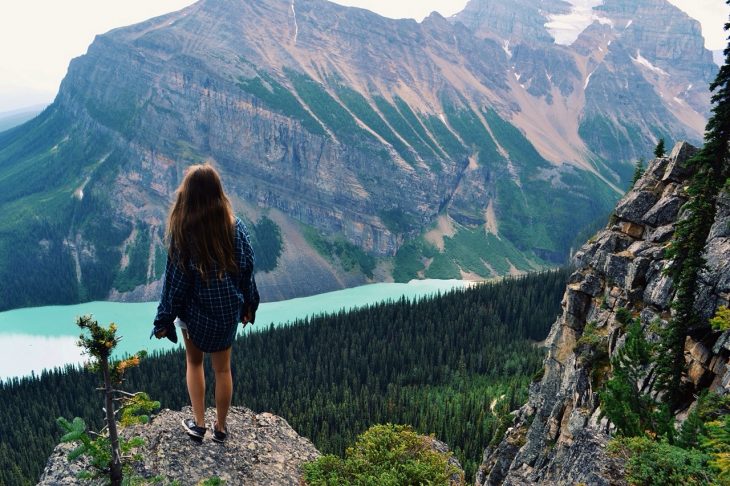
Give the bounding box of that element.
[39,407,321,485]
[476,142,730,485]
[0,0,717,310]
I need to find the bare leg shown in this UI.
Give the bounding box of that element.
[183,331,206,427]
[211,346,233,431]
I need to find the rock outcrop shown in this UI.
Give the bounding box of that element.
[39,405,466,485]
[39,407,321,485]
[476,142,730,485]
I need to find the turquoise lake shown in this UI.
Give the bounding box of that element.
[0,280,470,380]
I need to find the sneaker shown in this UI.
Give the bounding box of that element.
[182,418,206,439]
[212,421,228,443]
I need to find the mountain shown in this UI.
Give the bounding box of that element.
[0,0,716,309]
[477,143,730,484]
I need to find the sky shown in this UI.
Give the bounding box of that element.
[0,0,728,113]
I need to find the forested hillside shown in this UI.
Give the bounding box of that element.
[0,270,568,484]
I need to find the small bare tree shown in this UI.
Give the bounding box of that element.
[61,315,150,485]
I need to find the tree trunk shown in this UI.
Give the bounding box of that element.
[101,358,123,486]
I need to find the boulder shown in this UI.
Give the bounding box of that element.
[661,141,699,183]
[615,191,659,224]
[643,196,685,226]
[648,224,675,243]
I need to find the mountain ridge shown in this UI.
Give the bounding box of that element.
[0,0,716,309]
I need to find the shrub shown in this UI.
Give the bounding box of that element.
[303,424,464,485]
[608,436,712,485]
[710,306,730,331]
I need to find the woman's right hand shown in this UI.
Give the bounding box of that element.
[241,304,256,326]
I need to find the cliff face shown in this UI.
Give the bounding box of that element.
[0,0,717,309]
[477,142,730,485]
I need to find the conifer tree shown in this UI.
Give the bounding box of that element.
[600,320,663,437]
[631,158,645,186]
[657,6,730,409]
[654,138,666,158]
[70,316,147,486]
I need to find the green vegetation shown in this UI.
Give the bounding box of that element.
[0,108,132,310]
[237,72,325,135]
[372,96,442,164]
[438,227,534,277]
[379,208,415,234]
[392,239,436,282]
[287,70,382,156]
[394,223,546,283]
[593,27,730,483]
[154,245,167,280]
[631,158,645,186]
[0,270,568,484]
[710,306,730,331]
[247,215,284,273]
[335,86,416,165]
[393,97,444,157]
[113,224,152,293]
[575,322,609,367]
[608,437,712,485]
[497,161,617,261]
[425,252,461,279]
[599,318,672,438]
[302,225,376,277]
[420,114,467,163]
[607,392,730,485]
[303,424,464,485]
[62,316,151,485]
[656,18,730,409]
[483,108,550,170]
[441,96,501,167]
[84,87,142,137]
[654,138,666,158]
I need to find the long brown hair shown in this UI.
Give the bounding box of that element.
[166,163,237,281]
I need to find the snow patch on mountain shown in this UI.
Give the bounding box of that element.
[545,0,611,46]
[632,50,669,76]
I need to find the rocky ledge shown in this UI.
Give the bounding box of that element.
[39,407,321,485]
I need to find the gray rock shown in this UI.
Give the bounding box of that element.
[604,254,631,287]
[714,331,730,355]
[662,141,699,183]
[626,257,651,290]
[708,191,730,240]
[570,271,604,296]
[644,270,675,310]
[643,196,685,226]
[648,224,675,243]
[643,156,671,181]
[615,191,659,224]
[695,236,730,319]
[564,288,593,329]
[39,407,321,486]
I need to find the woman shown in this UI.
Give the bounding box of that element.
[152,163,259,443]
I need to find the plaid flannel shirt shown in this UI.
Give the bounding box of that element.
[154,217,259,352]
